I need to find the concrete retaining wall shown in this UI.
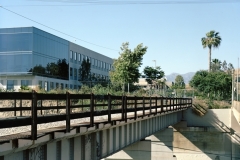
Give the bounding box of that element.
[104,108,240,160]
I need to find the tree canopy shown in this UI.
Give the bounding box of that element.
[172,75,185,89]
[201,30,222,72]
[79,58,91,81]
[30,58,69,80]
[210,59,234,74]
[110,42,147,87]
[143,66,165,85]
[189,70,232,100]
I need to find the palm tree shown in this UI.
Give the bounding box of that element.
[201,30,222,72]
[211,58,222,72]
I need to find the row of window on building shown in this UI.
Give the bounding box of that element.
[69,67,109,81]
[38,81,80,91]
[0,79,111,91]
[0,80,32,90]
[69,51,112,71]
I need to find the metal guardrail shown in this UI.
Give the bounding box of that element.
[0,91,192,140]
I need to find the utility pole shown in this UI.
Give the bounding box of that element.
[152,60,156,68]
[232,69,234,106]
[237,57,239,101]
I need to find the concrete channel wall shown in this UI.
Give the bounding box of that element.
[105,108,240,160]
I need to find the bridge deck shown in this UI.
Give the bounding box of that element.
[0,108,182,144]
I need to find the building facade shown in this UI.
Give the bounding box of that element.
[0,27,113,91]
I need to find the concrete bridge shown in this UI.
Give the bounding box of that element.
[0,91,191,160]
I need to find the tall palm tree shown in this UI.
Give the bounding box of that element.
[201,30,222,72]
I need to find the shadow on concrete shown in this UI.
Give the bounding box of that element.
[105,140,151,160]
[172,108,240,160]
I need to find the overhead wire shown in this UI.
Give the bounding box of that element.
[23,0,240,5]
[0,5,119,52]
[1,0,239,51]
[2,0,240,6]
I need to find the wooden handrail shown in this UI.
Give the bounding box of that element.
[0,91,192,140]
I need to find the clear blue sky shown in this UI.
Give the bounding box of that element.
[1,0,240,75]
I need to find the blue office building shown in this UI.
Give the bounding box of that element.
[0,27,113,91]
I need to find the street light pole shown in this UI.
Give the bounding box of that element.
[237,57,239,101]
[152,60,156,68]
[232,69,234,107]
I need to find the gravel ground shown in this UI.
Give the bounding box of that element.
[0,113,126,137]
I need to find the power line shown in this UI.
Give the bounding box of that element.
[0,6,119,52]
[4,0,240,6]
[2,0,240,8]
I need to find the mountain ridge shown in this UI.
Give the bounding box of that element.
[165,72,195,84]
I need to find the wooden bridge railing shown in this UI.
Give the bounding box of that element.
[0,91,192,140]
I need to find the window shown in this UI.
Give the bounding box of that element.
[104,62,106,69]
[70,67,73,79]
[95,59,98,67]
[50,82,54,90]
[65,84,68,89]
[38,80,43,89]
[21,80,31,86]
[70,51,73,59]
[92,58,95,66]
[100,61,103,68]
[74,68,77,80]
[82,55,85,61]
[78,53,81,62]
[88,57,91,64]
[98,60,101,68]
[7,80,15,90]
[44,81,48,91]
[56,83,59,89]
[74,52,77,60]
[60,83,64,89]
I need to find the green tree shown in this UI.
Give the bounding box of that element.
[57,59,69,80]
[172,75,185,89]
[143,66,165,85]
[79,58,91,82]
[46,62,58,76]
[110,42,147,91]
[201,30,222,72]
[211,58,222,72]
[189,70,232,100]
[30,65,46,75]
[227,63,234,75]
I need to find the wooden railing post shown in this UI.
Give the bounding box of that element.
[108,94,111,123]
[134,96,137,120]
[169,98,172,111]
[124,96,127,122]
[90,93,94,127]
[155,96,157,115]
[149,97,152,115]
[121,95,124,121]
[20,99,22,117]
[40,100,43,115]
[161,97,163,113]
[66,92,71,132]
[14,99,16,116]
[31,90,37,140]
[143,96,145,117]
[172,98,174,110]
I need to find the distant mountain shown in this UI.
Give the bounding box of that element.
[165,72,195,84]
